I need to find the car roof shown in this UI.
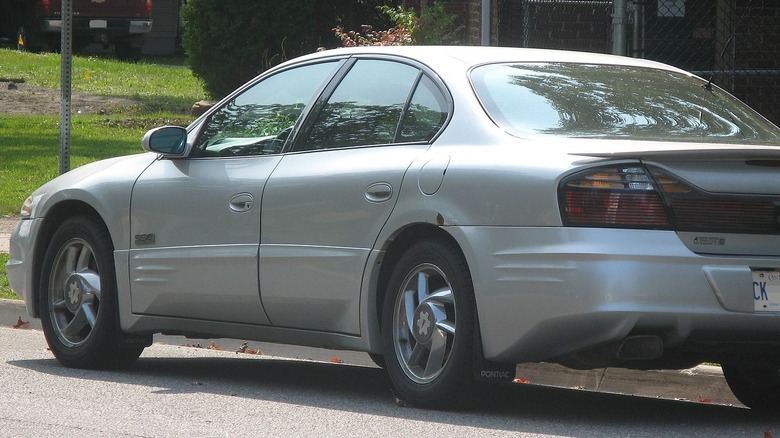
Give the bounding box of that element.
[288,45,692,77]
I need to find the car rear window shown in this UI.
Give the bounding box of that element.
[470,62,780,144]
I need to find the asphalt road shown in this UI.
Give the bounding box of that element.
[2,326,779,438]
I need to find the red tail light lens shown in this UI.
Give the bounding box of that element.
[145,0,153,16]
[560,166,672,229]
[38,0,51,13]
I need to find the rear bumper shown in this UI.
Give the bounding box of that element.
[449,226,780,365]
[42,18,152,35]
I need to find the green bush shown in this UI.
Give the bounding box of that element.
[181,1,318,99]
[334,2,463,47]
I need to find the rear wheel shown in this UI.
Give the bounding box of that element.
[39,215,145,369]
[115,41,142,62]
[722,363,780,411]
[381,238,476,408]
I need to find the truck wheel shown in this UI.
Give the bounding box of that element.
[381,238,476,408]
[115,42,141,62]
[39,215,145,369]
[722,363,780,411]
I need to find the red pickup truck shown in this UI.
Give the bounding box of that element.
[0,0,153,60]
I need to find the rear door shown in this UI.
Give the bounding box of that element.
[259,57,451,334]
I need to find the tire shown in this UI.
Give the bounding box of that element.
[114,41,141,62]
[39,215,145,369]
[381,238,476,408]
[722,363,780,411]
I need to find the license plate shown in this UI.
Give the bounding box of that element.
[752,270,780,312]
[89,20,107,29]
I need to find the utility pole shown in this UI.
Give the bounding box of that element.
[59,0,72,174]
[612,0,628,56]
[481,0,491,46]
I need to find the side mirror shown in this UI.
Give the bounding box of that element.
[142,126,190,157]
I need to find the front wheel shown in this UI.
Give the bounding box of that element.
[722,363,780,410]
[39,216,145,369]
[381,238,476,408]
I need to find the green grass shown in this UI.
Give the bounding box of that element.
[0,49,205,113]
[0,115,192,215]
[0,49,204,215]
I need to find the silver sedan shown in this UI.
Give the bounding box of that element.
[7,46,780,410]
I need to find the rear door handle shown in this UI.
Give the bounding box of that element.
[229,193,254,212]
[365,182,393,203]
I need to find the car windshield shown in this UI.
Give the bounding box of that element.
[471,62,780,144]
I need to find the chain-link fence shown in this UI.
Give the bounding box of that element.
[495,0,780,126]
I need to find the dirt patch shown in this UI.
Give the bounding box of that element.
[0,80,139,115]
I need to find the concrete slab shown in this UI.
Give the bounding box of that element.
[0,216,17,253]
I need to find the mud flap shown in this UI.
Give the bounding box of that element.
[116,330,152,347]
[473,356,516,383]
[472,321,515,383]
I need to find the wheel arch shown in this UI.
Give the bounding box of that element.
[367,223,480,355]
[31,200,111,318]
[375,224,460,319]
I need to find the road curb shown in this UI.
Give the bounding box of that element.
[0,298,42,331]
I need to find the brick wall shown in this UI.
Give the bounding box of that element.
[731,1,780,126]
[495,1,612,53]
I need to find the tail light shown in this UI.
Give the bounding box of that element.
[145,0,153,16]
[560,165,676,229]
[560,164,780,234]
[37,0,51,13]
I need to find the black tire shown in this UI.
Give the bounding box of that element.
[722,363,780,411]
[381,238,476,408]
[114,41,141,62]
[39,215,144,369]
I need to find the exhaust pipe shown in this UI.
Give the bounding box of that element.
[617,335,664,361]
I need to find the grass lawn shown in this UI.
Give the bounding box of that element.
[0,48,205,215]
[0,49,203,114]
[0,49,208,300]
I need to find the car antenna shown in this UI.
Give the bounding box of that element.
[703,34,732,92]
[703,0,753,92]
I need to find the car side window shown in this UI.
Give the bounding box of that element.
[398,75,448,143]
[194,61,338,157]
[301,59,421,151]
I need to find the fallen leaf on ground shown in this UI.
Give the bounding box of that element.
[698,398,712,403]
[208,341,224,351]
[236,342,261,355]
[329,357,344,363]
[13,317,29,329]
